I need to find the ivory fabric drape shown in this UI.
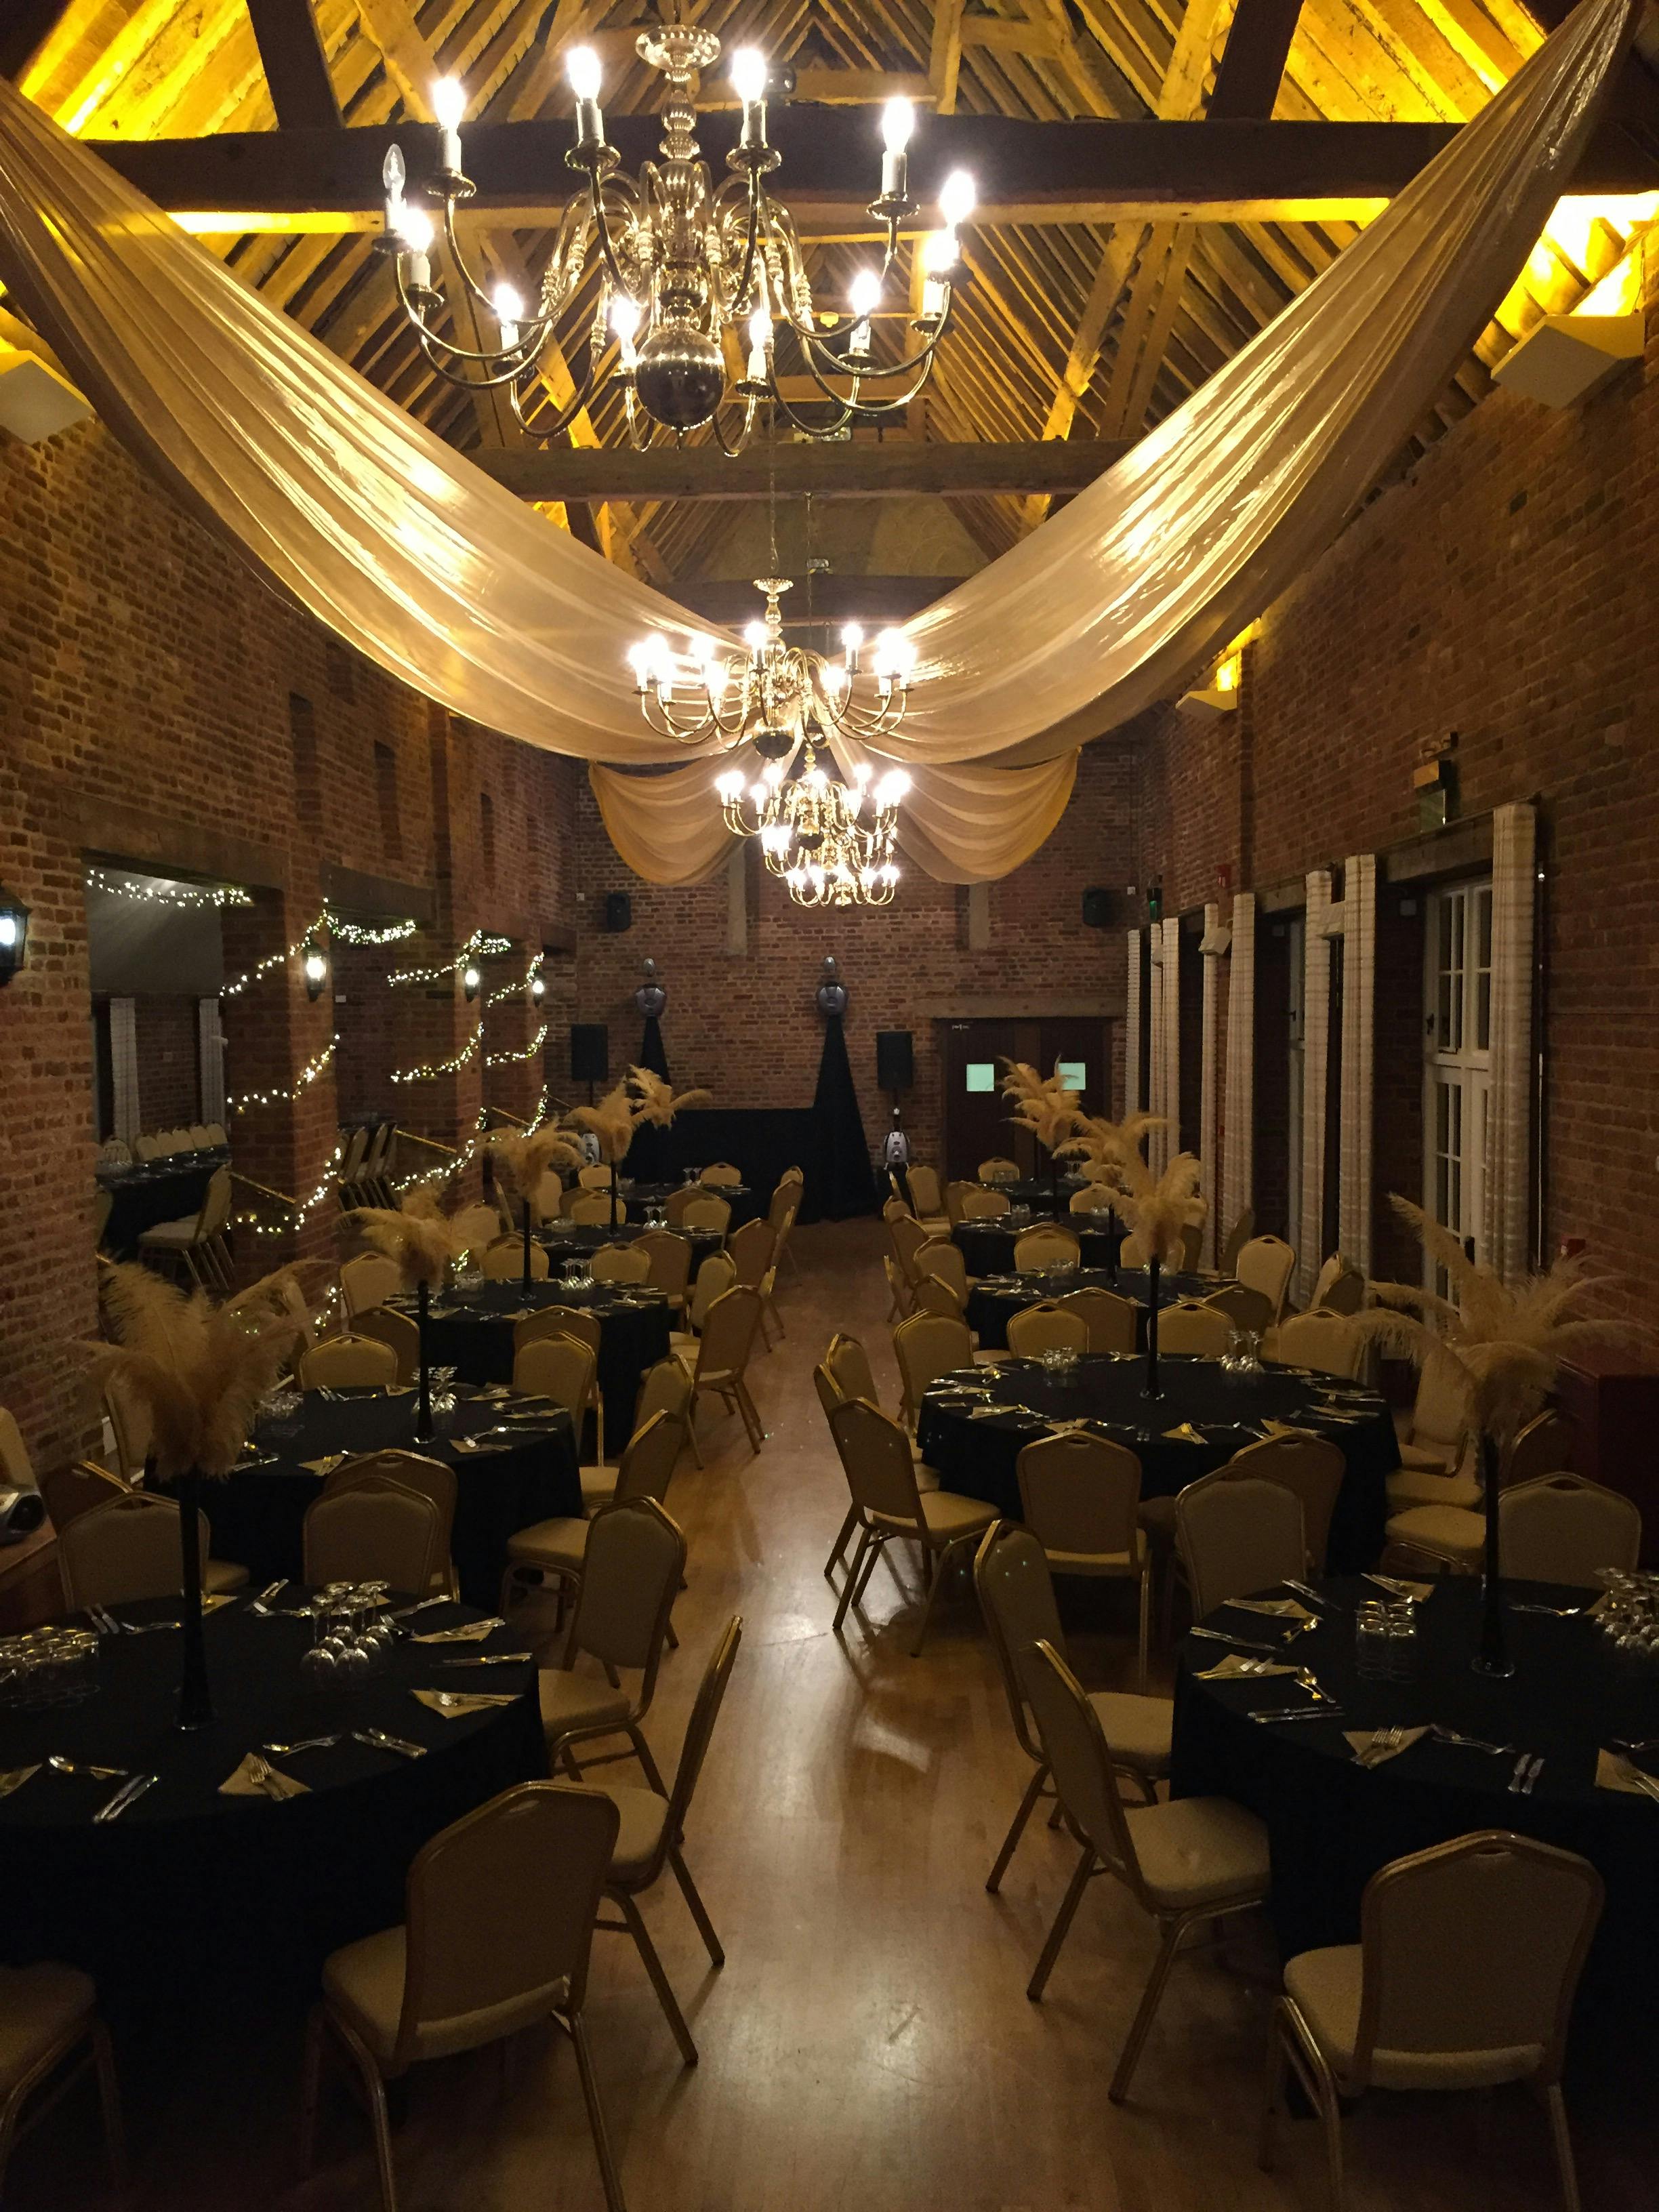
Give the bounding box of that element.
[0,0,1635,782]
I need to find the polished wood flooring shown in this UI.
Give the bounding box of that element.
[20,1221,1659,2211]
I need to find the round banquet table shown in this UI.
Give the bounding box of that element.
[0,1591,542,1999]
[915,1355,1395,1571]
[539,1215,725,1269]
[954,1214,1124,1276]
[96,1153,226,1259]
[966,1266,1216,1351]
[1171,1576,1659,2022]
[393,1279,672,1444]
[202,1384,580,1609]
[622,1179,764,1229]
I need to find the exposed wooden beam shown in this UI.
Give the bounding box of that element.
[1207,0,1303,119]
[471,438,1128,503]
[0,0,69,83]
[243,0,340,129]
[930,0,966,117]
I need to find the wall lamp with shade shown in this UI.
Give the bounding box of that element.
[302,941,330,1001]
[462,961,483,1002]
[0,888,30,985]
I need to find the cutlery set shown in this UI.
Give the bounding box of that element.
[1508,1754,1545,1795]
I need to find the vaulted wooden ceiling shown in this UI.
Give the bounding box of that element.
[7,0,1658,600]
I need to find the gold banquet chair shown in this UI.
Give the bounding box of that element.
[959,1185,1011,1220]
[302,1782,628,2212]
[1012,1224,1080,1273]
[911,1273,966,1319]
[1386,1348,1480,1511]
[1017,1639,1270,2099]
[634,1227,693,1313]
[566,1190,613,1225]
[1154,1303,1233,1359]
[588,1242,651,1286]
[58,1491,248,1611]
[354,1305,422,1387]
[1004,1303,1087,1359]
[538,1496,686,1794]
[324,1452,458,1597]
[892,1310,975,1429]
[341,1250,403,1321]
[826,1398,996,1658]
[1498,1473,1641,1587]
[698,1162,743,1188]
[1261,1833,1604,2212]
[299,1334,400,1391]
[577,1163,615,1189]
[1223,1433,1346,1575]
[501,1410,684,1610]
[480,1235,549,1282]
[680,1194,731,1235]
[1175,1471,1306,1618]
[515,1306,606,1464]
[1384,1410,1575,1574]
[815,1343,938,1582]
[904,1163,951,1235]
[582,1359,693,1511]
[675,1286,766,1456]
[1017,1432,1152,1690]
[1273,1311,1366,1380]
[1236,1233,1297,1323]
[303,1476,445,1594]
[1057,1284,1136,1353]
[0,1963,125,2198]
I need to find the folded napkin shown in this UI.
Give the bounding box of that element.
[1227,1597,1315,1622]
[1345,1726,1429,1768]
[1045,1418,1093,1437]
[218,1753,308,1799]
[1596,1749,1659,1800]
[452,1435,510,1456]
[300,1454,348,1478]
[1261,1418,1319,1441]
[1162,1422,1208,1444]
[0,1765,40,1800]
[411,1619,505,1645]
[1366,1574,1433,1602]
[412,1688,517,1718]
[969,1403,1017,1419]
[200,1591,239,1617]
[1196,1656,1300,1681]
[480,1383,514,1399]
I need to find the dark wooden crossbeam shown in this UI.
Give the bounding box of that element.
[0,0,67,81]
[89,110,1659,228]
[244,0,340,130]
[1206,0,1305,120]
[470,440,1127,503]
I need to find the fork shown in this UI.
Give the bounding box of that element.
[1359,1725,1406,1767]
[47,1755,130,1779]
[1431,1726,1515,1756]
[260,1734,342,1756]
[390,1595,450,1622]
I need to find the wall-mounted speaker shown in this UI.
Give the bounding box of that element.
[1082,886,1115,930]
[569,1024,609,1083]
[603,890,633,933]
[876,1030,914,1092]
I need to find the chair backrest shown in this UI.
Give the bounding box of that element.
[1015,1639,1147,1902]
[1349,1832,1604,2093]
[1498,1475,1641,1586]
[103,1375,152,1481]
[825,1332,882,1411]
[1069,1185,1115,1214]
[567,1496,686,1684]
[882,1254,912,1317]
[634,1229,693,1303]
[0,1408,34,1491]
[889,1214,929,1279]
[59,1492,210,1611]
[1013,1225,1082,1273]
[688,1251,737,1330]
[567,1191,613,1224]
[827,1397,926,1528]
[680,1195,731,1233]
[1005,1303,1088,1358]
[342,1251,403,1319]
[813,1361,841,1426]
[692,1286,763,1381]
[302,1475,443,1592]
[944,1181,975,1225]
[1502,1410,1575,1490]
[892,1310,975,1422]
[1311,1255,1366,1315]
[396,1782,619,2067]
[588,1242,651,1284]
[512,1334,597,1425]
[39,1459,128,1532]
[1275,1311,1366,1380]
[187,1124,210,1150]
[612,1409,685,1507]
[1055,1286,1136,1355]
[1200,1282,1275,1334]
[577,1163,615,1187]
[354,1305,422,1385]
[1017,1432,1142,1560]
[768,1173,803,1229]
[1224,1433,1346,1572]
[882,1195,913,1225]
[1176,1471,1306,1617]
[960,1186,1011,1219]
[514,1303,602,1357]
[482,1237,549,1282]
[340,1126,370,1181]
[972,1520,1067,1760]
[449,1204,501,1261]
[133,1134,160,1162]
[1235,1235,1296,1318]
[912,1275,965,1318]
[199,1167,234,1239]
[727,1217,776,1291]
[532,1171,566,1225]
[914,1237,968,1303]
[978,1158,1019,1183]
[1218,1206,1255,1276]
[1155,1304,1233,1358]
[325,1450,456,1568]
[699,1162,743,1187]
[632,1357,693,1441]
[906,1164,943,1218]
[204,1121,228,1149]
[646,1616,743,1885]
[1180,1219,1204,1272]
[299,1333,400,1391]
[1412,1346,1471,1454]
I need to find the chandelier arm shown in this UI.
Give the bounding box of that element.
[709,393,760,459]
[508,354,604,442]
[725,173,766,325]
[766,381,857,439]
[792,320,947,390]
[586,171,637,305]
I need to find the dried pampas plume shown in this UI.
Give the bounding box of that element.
[626,1066,713,1126]
[569,1080,638,1165]
[85,1263,302,1480]
[350,1193,467,1291]
[488,1124,581,1198]
[999,1061,1084,1155]
[1117,1150,1206,1269]
[1059,1111,1167,1191]
[1352,1195,1636,1442]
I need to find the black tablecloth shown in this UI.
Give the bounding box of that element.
[538,1217,725,1269]
[0,1592,542,1996]
[1171,1575,1659,2018]
[622,1107,820,1220]
[954,1216,1124,1277]
[916,1355,1395,1570]
[965,1267,1212,1350]
[202,1386,579,1608]
[619,1182,762,1230]
[398,1281,672,1444]
[96,1153,225,1258]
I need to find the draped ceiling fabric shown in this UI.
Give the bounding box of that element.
[0,0,1637,871]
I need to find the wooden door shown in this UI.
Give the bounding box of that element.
[941,1018,1111,1183]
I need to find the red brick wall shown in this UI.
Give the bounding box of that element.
[131,996,200,1129]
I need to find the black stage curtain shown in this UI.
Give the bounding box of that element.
[812,1015,877,1221]
[628,1015,674,1180]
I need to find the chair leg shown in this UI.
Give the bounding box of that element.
[1136,1559,1152,1696]
[335,2015,399,2212]
[987,1763,1048,1893]
[87,2020,127,2190]
[1108,1915,1187,2103]
[1258,2010,1288,2172]
[1543,2082,1582,2212]
[734,1379,765,1453]
[668,1845,724,1967]
[834,1530,874,1631]
[823,1504,859,1582]
[626,1722,670,1797]
[684,1393,705,1469]
[298,2007,325,2175]
[569,2012,628,2212]
[910,1544,949,1658]
[849,1532,886,1613]
[1028,1843,1096,2000]
[614,1891,698,2066]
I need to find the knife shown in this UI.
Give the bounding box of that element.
[1188,1627,1284,1654]
[94,1771,158,1823]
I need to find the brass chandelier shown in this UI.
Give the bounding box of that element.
[716,747,908,911]
[380,23,975,447]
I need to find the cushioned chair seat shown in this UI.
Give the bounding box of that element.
[538,1668,630,1739]
[1086,1692,1173,1777]
[870,1490,997,1542]
[916,1215,951,1237]
[1128,1795,1270,1909]
[0,1963,96,2090]
[599,1782,671,1883]
[203,1557,250,1595]
[668,1332,698,1356]
[508,1517,589,1577]
[1136,1495,1178,1534]
[1385,1467,1482,1513]
[1398,1439,1460,1474]
[579,1463,618,1510]
[1283,1945,1544,2092]
[1385,1503,1483,1563]
[323,1923,571,2068]
[1046,1531,1148,1576]
[137,1217,201,1248]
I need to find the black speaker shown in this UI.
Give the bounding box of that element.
[603,890,633,933]
[569,1024,609,1083]
[876,1030,914,1092]
[1082,886,1115,930]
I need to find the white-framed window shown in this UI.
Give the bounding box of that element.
[1422,878,1492,1286]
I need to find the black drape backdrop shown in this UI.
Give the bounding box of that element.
[812,1015,877,1221]
[628,1015,674,1179]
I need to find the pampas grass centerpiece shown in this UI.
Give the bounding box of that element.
[999,1061,1084,1213]
[569,1080,639,1231]
[85,1264,303,1727]
[1113,1147,1206,1399]
[349,1187,470,1438]
[488,1124,582,1290]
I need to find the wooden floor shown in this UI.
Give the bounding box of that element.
[20,1221,1659,2212]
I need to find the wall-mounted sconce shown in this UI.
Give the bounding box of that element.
[1493,311,1642,409]
[529,965,546,1005]
[0,888,30,985]
[0,346,94,445]
[302,941,330,1002]
[462,961,482,1002]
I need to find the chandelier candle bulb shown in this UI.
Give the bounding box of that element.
[566,47,605,150]
[841,622,864,672]
[382,144,407,234]
[609,295,640,369]
[396,205,434,293]
[880,98,914,202]
[847,271,882,360]
[731,47,769,148]
[745,308,773,382]
[920,232,956,321]
[491,282,525,348]
[939,169,977,243]
[431,77,466,175]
